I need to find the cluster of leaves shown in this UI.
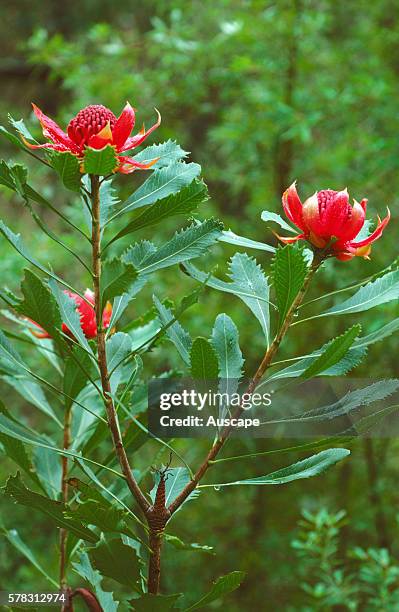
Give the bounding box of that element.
[292,508,399,610]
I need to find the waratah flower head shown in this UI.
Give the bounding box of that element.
[279,182,390,261]
[24,102,161,174]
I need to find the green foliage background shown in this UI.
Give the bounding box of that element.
[0,1,398,609]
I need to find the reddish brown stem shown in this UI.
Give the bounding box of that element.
[168,253,324,515]
[90,176,149,513]
[60,404,72,591]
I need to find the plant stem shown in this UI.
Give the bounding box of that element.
[168,252,324,515]
[59,404,72,590]
[90,176,149,513]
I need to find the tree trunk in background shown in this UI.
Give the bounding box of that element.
[363,438,390,549]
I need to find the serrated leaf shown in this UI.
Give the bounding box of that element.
[136,219,223,275]
[301,324,361,379]
[15,269,62,341]
[72,552,119,612]
[219,229,275,253]
[269,380,399,427]
[66,500,134,538]
[229,253,270,344]
[150,467,199,507]
[88,535,140,589]
[323,270,399,317]
[109,179,208,244]
[272,244,309,328]
[184,571,246,611]
[207,449,350,487]
[83,145,118,175]
[99,178,119,225]
[153,296,192,365]
[101,259,138,307]
[116,161,201,216]
[183,261,272,326]
[50,151,81,191]
[127,139,188,168]
[63,346,93,410]
[190,337,219,381]
[4,473,98,542]
[211,314,244,381]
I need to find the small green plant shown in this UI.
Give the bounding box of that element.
[292,508,399,611]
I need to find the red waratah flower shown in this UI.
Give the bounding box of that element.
[31,289,112,340]
[278,182,390,261]
[24,102,161,174]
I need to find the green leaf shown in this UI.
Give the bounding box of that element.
[15,270,62,342]
[99,178,119,225]
[219,229,275,253]
[130,139,188,168]
[211,314,244,381]
[109,179,208,244]
[164,534,214,554]
[83,145,118,175]
[130,593,183,611]
[275,380,399,426]
[206,449,350,487]
[136,219,223,275]
[301,325,361,379]
[0,125,27,150]
[33,446,62,500]
[153,296,192,365]
[150,467,200,507]
[9,115,36,143]
[0,526,58,588]
[72,552,119,612]
[190,337,219,381]
[0,402,42,488]
[101,258,138,307]
[106,332,132,393]
[229,253,270,344]
[184,571,246,611]
[4,473,98,542]
[0,220,56,279]
[272,244,309,329]
[0,330,61,425]
[322,270,399,317]
[66,500,135,538]
[117,161,201,216]
[48,280,92,353]
[63,347,93,410]
[49,151,81,191]
[88,535,140,589]
[261,210,297,233]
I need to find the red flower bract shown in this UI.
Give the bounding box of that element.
[25,102,161,174]
[279,182,390,261]
[31,289,112,340]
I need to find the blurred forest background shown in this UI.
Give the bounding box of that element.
[1,1,399,609]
